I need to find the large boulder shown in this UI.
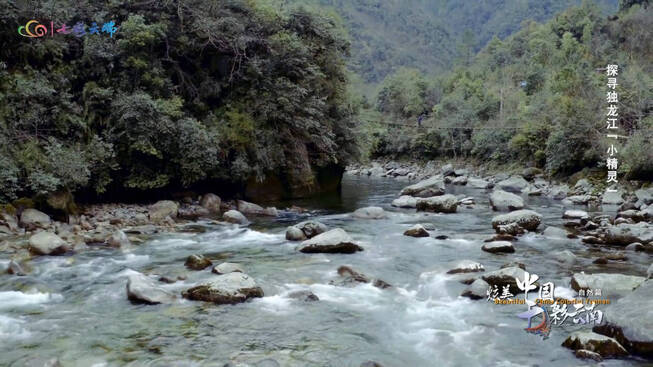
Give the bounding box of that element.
[496,176,529,193]
[391,195,418,208]
[604,222,653,246]
[299,228,363,254]
[602,190,624,205]
[562,332,628,358]
[522,167,543,180]
[28,231,69,255]
[491,210,542,232]
[223,210,248,225]
[400,176,445,197]
[467,177,491,189]
[461,279,491,300]
[549,184,569,200]
[416,194,458,213]
[573,179,594,194]
[199,193,221,213]
[286,220,328,241]
[107,230,130,248]
[634,188,653,206]
[570,273,645,297]
[593,280,653,357]
[182,272,263,304]
[149,200,179,222]
[403,224,429,237]
[285,226,307,241]
[566,195,592,205]
[126,272,175,304]
[19,208,51,230]
[482,241,515,254]
[212,262,244,275]
[352,206,387,219]
[237,200,278,217]
[489,190,524,212]
[440,164,454,176]
[482,266,528,294]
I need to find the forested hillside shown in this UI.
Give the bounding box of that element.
[369,1,652,181]
[0,0,358,203]
[296,0,618,84]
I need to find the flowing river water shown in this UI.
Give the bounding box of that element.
[0,174,650,366]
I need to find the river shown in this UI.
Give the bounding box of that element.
[0,174,649,366]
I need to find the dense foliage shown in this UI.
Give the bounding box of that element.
[369,2,652,179]
[0,0,358,202]
[292,0,618,84]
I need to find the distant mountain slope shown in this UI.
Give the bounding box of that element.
[293,0,619,83]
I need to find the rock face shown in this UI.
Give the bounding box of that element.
[562,331,628,358]
[212,262,244,275]
[570,273,645,297]
[489,190,524,211]
[199,193,221,213]
[185,254,213,270]
[299,228,363,254]
[223,210,248,225]
[400,176,445,197]
[497,176,529,193]
[391,195,418,208]
[461,279,490,300]
[467,178,491,189]
[149,200,179,222]
[416,194,458,213]
[352,206,387,219]
[482,267,527,294]
[447,260,484,274]
[126,273,175,304]
[602,190,624,205]
[593,280,653,357]
[604,223,653,245]
[182,272,264,304]
[491,210,542,231]
[482,241,515,254]
[19,208,51,230]
[28,231,69,255]
[403,224,429,237]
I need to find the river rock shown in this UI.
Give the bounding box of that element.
[617,210,646,223]
[552,250,577,264]
[648,264,653,279]
[403,224,429,237]
[7,260,26,276]
[223,210,248,225]
[212,262,244,275]
[497,176,528,193]
[604,222,653,245]
[543,226,568,238]
[602,190,624,205]
[635,188,653,206]
[549,185,569,200]
[182,272,264,304]
[522,167,543,180]
[400,176,445,197]
[148,200,179,222]
[185,254,213,270]
[299,228,363,254]
[447,260,484,274]
[441,164,454,176]
[19,208,51,230]
[562,331,628,358]
[200,193,221,213]
[482,241,515,253]
[294,221,328,239]
[28,231,69,255]
[237,200,278,217]
[288,290,319,302]
[482,266,528,294]
[593,280,653,357]
[126,272,175,304]
[574,349,603,362]
[416,194,458,213]
[391,195,418,208]
[0,212,19,233]
[452,176,468,185]
[352,206,387,219]
[489,190,524,211]
[177,205,211,220]
[467,178,491,189]
[333,266,391,289]
[573,179,593,194]
[570,273,645,297]
[107,230,130,248]
[285,226,307,241]
[491,210,542,231]
[566,195,592,205]
[461,279,490,300]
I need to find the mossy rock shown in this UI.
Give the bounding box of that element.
[0,203,17,215]
[12,197,35,210]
